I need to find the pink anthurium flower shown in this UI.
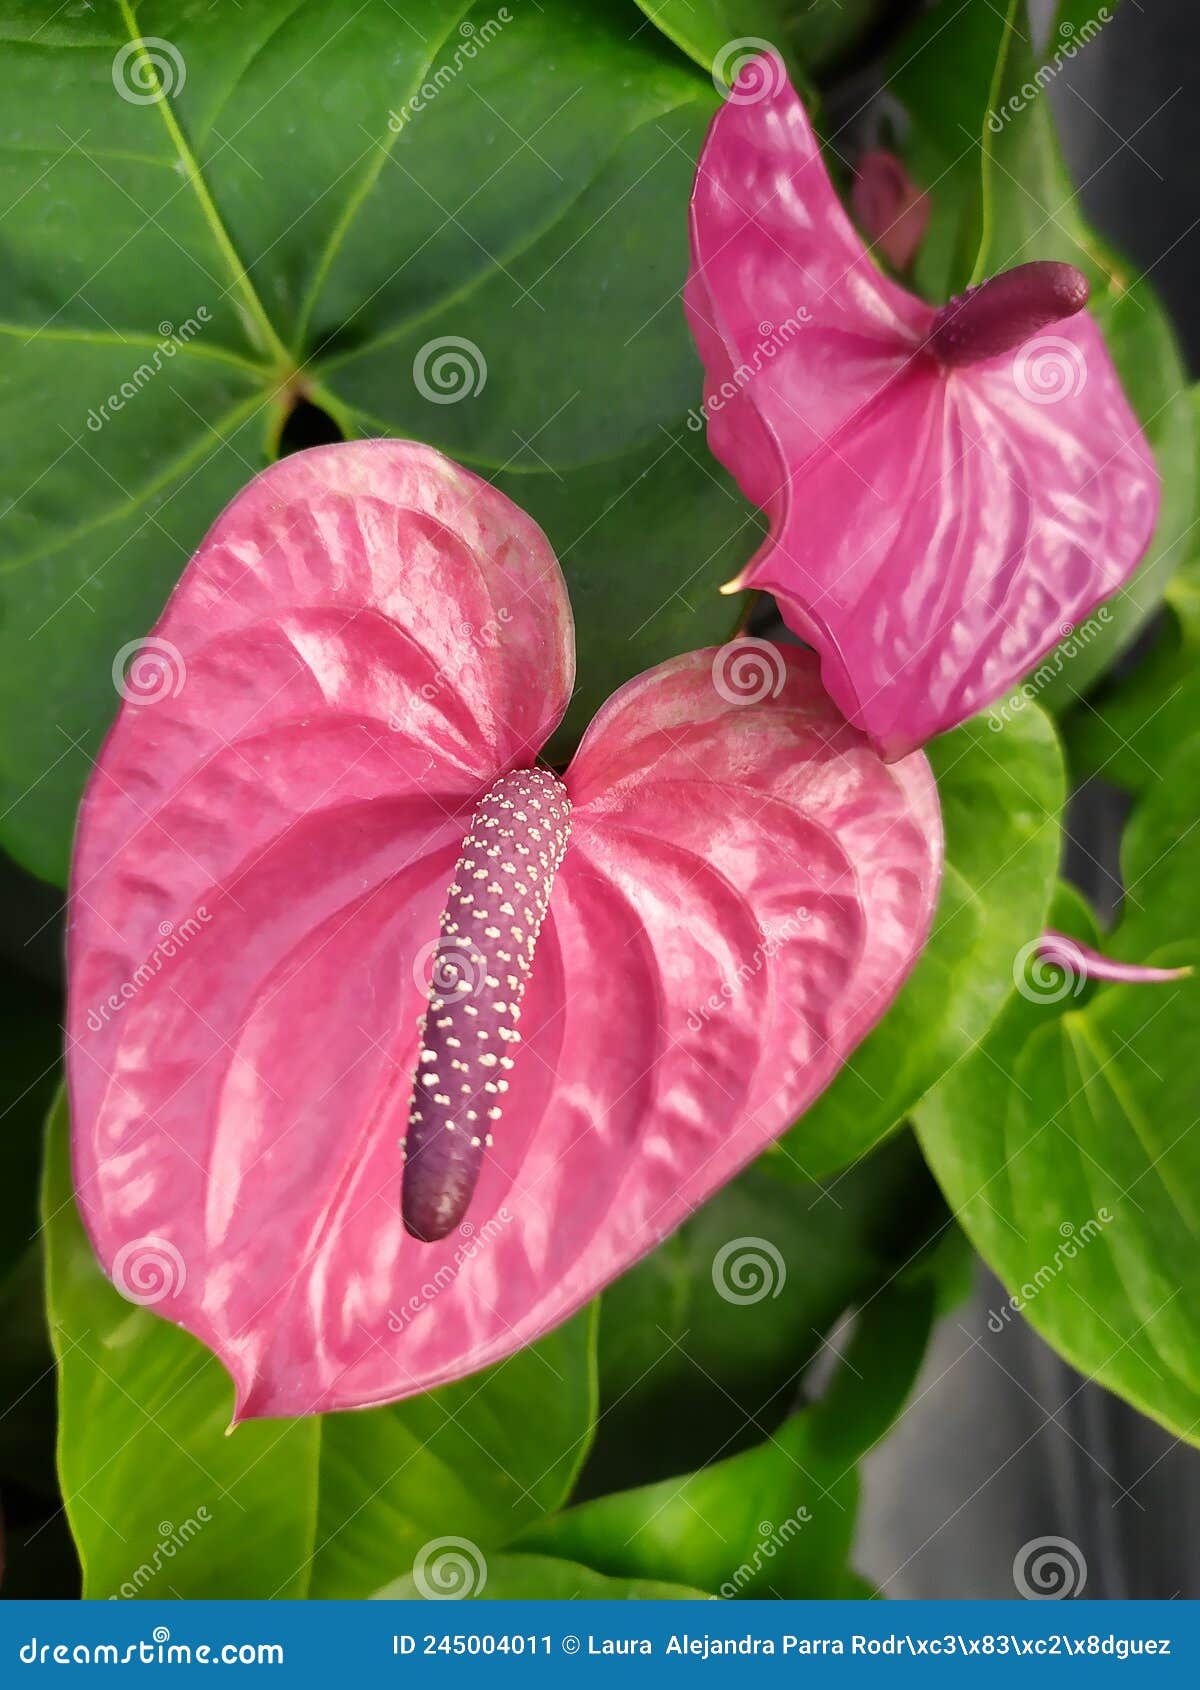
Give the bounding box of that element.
[1036,931,1191,986]
[851,149,931,272]
[67,441,941,1419]
[684,61,1160,758]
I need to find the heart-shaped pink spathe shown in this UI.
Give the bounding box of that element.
[685,63,1160,759]
[67,440,941,1419]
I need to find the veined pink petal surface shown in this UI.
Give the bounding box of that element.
[68,445,941,1418]
[1037,930,1192,986]
[686,66,1160,757]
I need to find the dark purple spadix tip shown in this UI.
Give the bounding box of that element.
[927,261,1090,367]
[401,767,571,1244]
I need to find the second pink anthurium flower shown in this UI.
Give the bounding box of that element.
[685,61,1160,758]
[67,441,941,1418]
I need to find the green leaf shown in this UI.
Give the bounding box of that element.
[44,1090,597,1597]
[631,0,883,80]
[522,1277,937,1598]
[915,756,1200,1447]
[890,0,1017,300]
[776,703,1065,1178]
[1066,388,1200,792]
[374,1553,712,1600]
[0,0,753,885]
[45,1089,321,1599]
[309,1311,596,1598]
[583,1130,947,1493]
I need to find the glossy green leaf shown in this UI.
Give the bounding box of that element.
[1066,389,1200,792]
[45,1089,320,1599]
[0,0,754,885]
[44,1091,596,1597]
[915,755,1200,1447]
[375,1553,711,1600]
[523,1278,938,1598]
[776,703,1065,1178]
[583,1131,948,1494]
[310,1312,596,1599]
[632,0,883,80]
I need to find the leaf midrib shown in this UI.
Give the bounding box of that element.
[117,0,290,370]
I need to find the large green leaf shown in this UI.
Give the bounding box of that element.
[775,703,1064,1178]
[522,1277,938,1597]
[44,1091,596,1597]
[375,1553,711,1600]
[0,0,755,885]
[915,751,1200,1446]
[631,0,884,80]
[1066,388,1200,793]
[582,1130,948,1494]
